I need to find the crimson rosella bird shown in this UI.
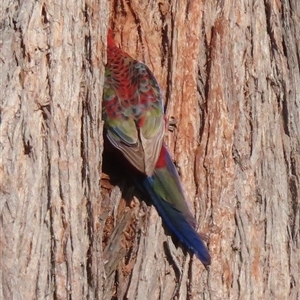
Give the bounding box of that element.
[103,29,211,265]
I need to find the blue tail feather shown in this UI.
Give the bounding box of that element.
[135,177,211,266]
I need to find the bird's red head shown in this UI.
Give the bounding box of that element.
[107,29,116,48]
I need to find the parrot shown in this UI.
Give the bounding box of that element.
[102,29,211,266]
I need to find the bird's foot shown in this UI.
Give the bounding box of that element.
[167,116,177,132]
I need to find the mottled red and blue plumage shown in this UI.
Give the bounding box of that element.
[103,30,165,176]
[103,30,211,265]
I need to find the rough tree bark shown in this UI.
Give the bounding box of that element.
[1,0,299,300]
[1,0,108,299]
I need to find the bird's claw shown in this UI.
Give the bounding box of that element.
[167,116,177,132]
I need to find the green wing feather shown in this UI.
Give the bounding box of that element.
[103,55,165,176]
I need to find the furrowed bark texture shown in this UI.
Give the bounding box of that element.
[1,0,108,299]
[104,0,299,299]
[1,0,299,300]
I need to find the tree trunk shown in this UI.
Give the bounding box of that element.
[1,0,108,299]
[1,0,299,300]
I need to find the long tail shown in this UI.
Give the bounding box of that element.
[134,145,211,265]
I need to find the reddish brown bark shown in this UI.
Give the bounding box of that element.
[1,0,299,299]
